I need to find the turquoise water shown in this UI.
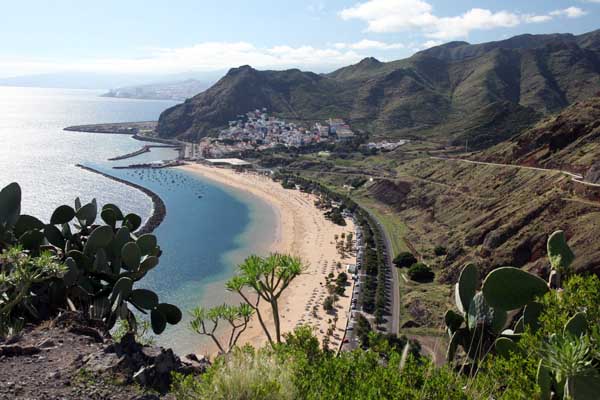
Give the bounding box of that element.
[0,87,276,353]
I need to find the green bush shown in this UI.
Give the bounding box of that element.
[434,245,447,256]
[0,247,66,337]
[173,271,600,400]
[323,296,335,312]
[175,326,468,400]
[335,272,348,286]
[326,208,346,226]
[407,263,434,282]
[172,347,296,400]
[393,252,417,268]
[538,274,600,337]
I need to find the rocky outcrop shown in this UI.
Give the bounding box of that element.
[0,312,207,399]
[586,162,600,184]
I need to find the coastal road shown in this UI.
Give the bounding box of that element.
[364,209,400,336]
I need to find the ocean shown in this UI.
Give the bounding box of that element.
[0,86,277,353]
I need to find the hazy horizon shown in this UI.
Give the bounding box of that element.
[1,0,599,89]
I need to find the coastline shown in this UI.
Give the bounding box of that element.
[76,164,166,235]
[177,163,356,352]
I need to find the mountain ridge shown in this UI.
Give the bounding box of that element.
[156,29,600,148]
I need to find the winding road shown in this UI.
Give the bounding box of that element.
[430,156,600,188]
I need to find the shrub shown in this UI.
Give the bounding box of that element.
[538,274,600,337]
[323,296,335,312]
[335,272,348,287]
[172,347,296,400]
[434,245,447,256]
[407,263,434,282]
[0,247,66,337]
[393,252,417,268]
[326,208,346,226]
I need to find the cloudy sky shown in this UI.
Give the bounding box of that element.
[1,0,599,78]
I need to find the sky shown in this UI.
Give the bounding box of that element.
[1,0,599,79]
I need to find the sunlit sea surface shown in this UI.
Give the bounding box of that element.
[0,86,276,353]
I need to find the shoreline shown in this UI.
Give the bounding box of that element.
[75,164,166,235]
[177,163,356,353]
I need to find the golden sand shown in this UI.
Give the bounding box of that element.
[177,163,356,352]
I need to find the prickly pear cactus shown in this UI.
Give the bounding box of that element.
[0,182,181,335]
[547,230,575,273]
[482,267,548,311]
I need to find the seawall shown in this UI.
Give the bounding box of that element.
[75,164,166,235]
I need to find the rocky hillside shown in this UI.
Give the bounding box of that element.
[0,312,207,399]
[477,95,600,178]
[156,30,600,147]
[156,66,351,140]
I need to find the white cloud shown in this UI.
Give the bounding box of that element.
[522,14,553,23]
[339,0,587,40]
[0,42,368,78]
[340,0,436,33]
[550,7,587,18]
[334,39,405,50]
[429,8,520,40]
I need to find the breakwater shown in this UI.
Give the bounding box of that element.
[109,144,179,161]
[75,164,166,235]
[64,121,157,135]
[132,134,180,146]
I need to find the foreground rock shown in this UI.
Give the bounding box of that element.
[0,312,208,399]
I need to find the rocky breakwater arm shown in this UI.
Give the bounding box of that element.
[64,121,158,135]
[76,164,166,235]
[108,144,179,161]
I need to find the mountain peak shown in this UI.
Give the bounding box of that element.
[226,65,256,76]
[358,57,381,65]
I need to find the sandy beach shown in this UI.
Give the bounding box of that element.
[177,163,356,352]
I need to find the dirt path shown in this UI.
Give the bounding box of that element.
[429,156,600,188]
